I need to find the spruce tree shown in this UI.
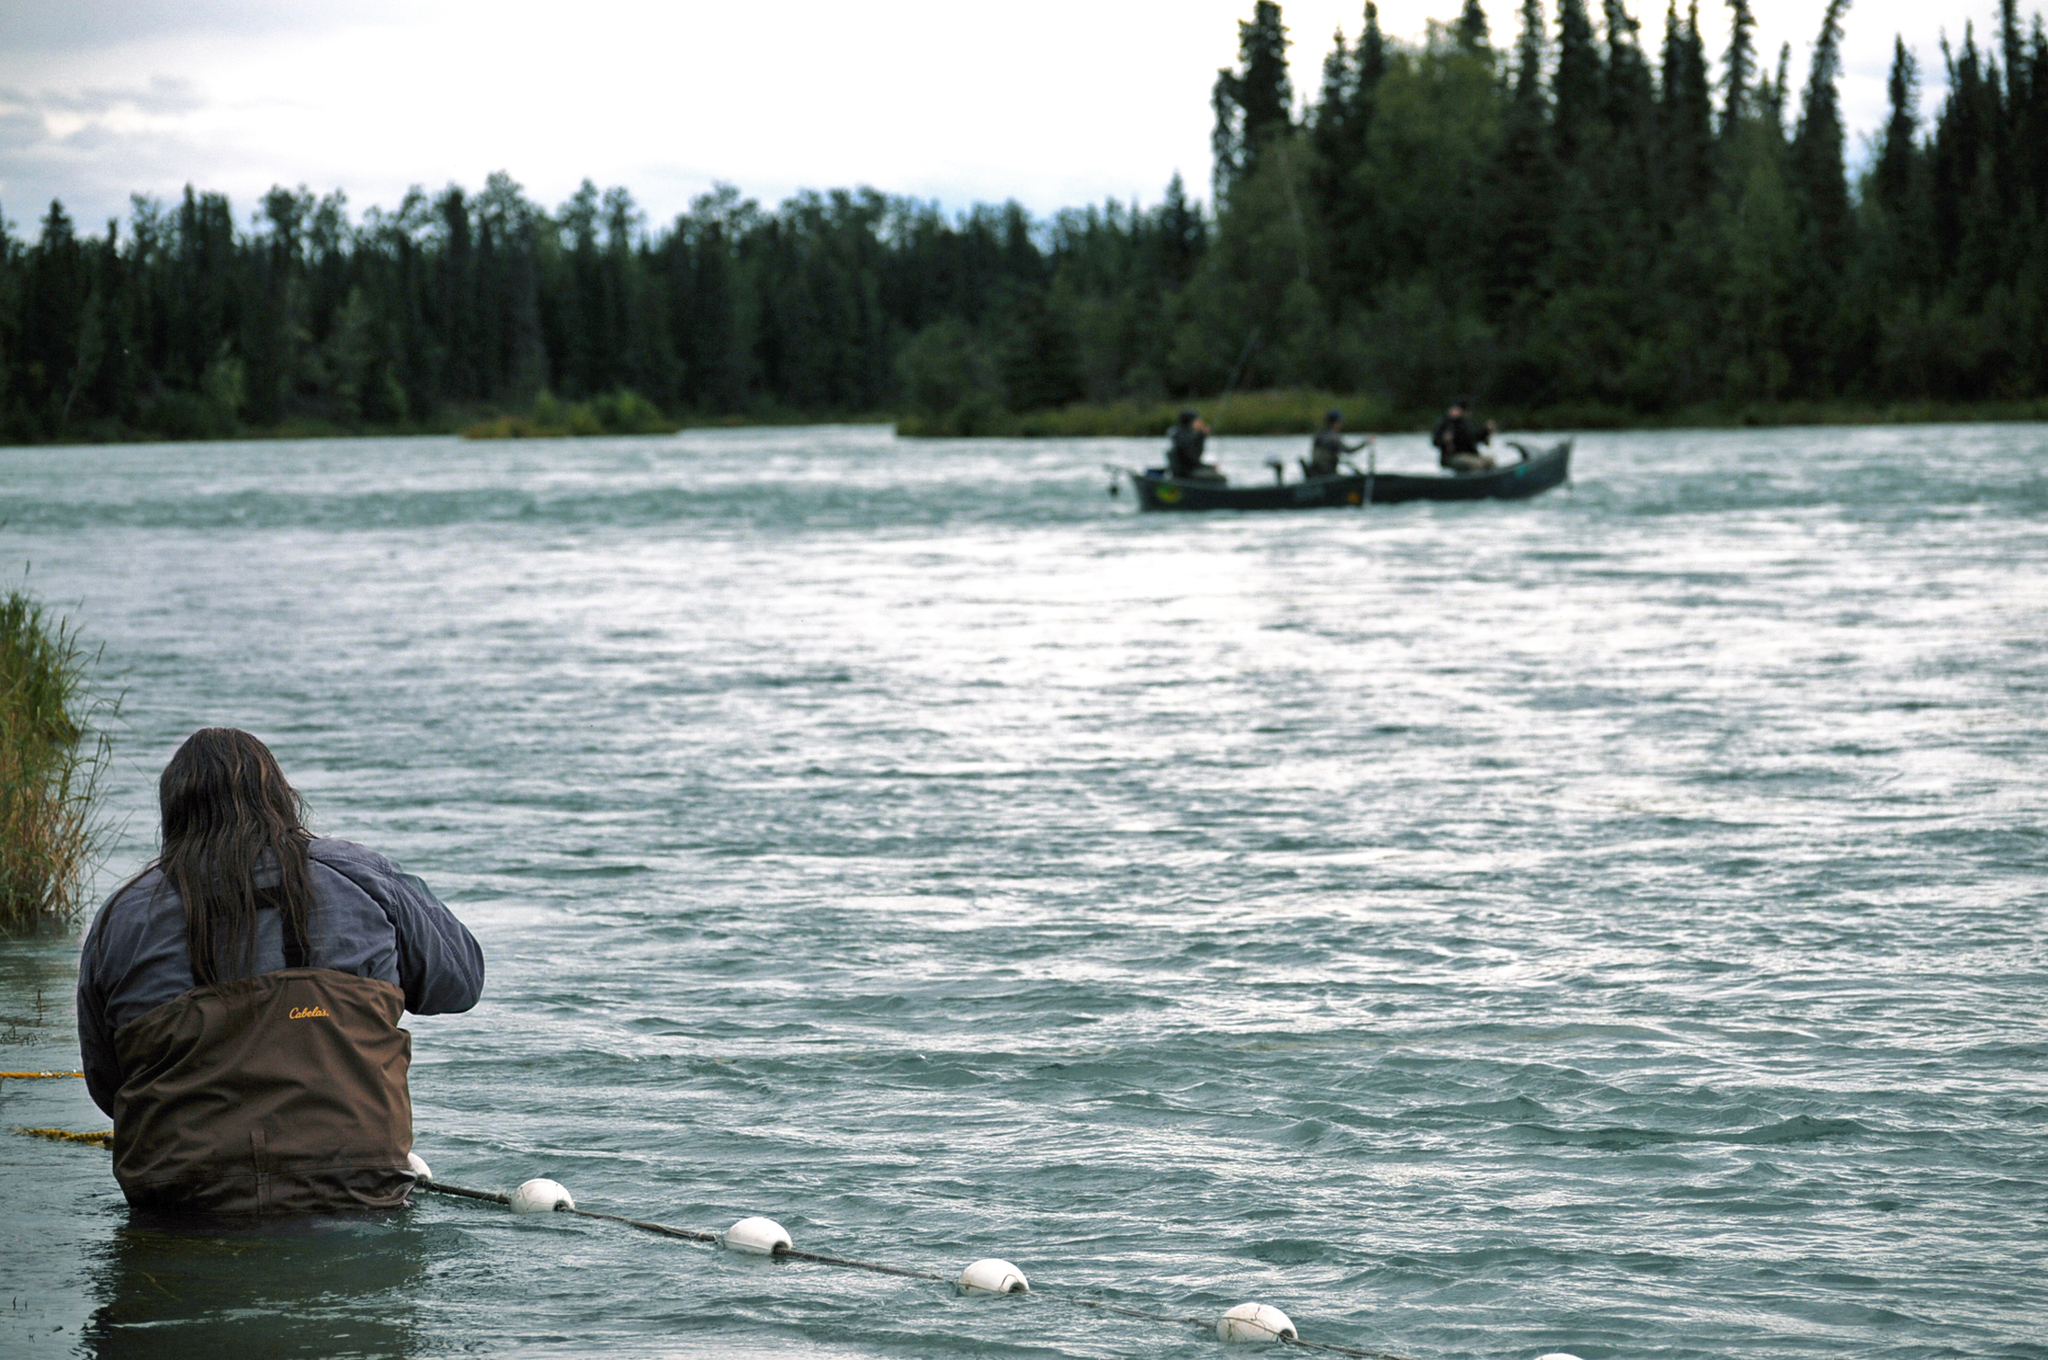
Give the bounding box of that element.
[2002,0,2026,94]
[1212,2,1294,200]
[1862,32,1930,327]
[2025,18,2048,217]
[1765,42,1792,138]
[1874,37,1920,216]
[1513,0,1547,104]
[1660,1,1685,100]
[1789,0,1852,246]
[1603,1,1655,137]
[474,171,545,404]
[1930,27,1993,283]
[1351,2,1387,136]
[1237,3,1295,148]
[1597,0,1657,235]
[435,186,478,403]
[1311,27,1357,174]
[1158,173,1205,286]
[1993,0,2027,218]
[1325,3,1389,306]
[19,202,81,427]
[559,179,603,397]
[1720,0,1757,140]
[244,186,314,424]
[1309,24,1364,264]
[1658,1,1714,201]
[1679,4,1712,124]
[1555,0,1605,163]
[167,187,240,393]
[1456,0,1491,57]
[1784,0,1853,395]
[1488,0,1558,317]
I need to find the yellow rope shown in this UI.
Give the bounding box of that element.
[15,1126,112,1146]
[6,1073,106,1146]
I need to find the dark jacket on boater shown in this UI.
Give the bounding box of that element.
[1167,422,1209,476]
[1432,412,1491,465]
[1307,429,1365,477]
[76,838,483,1214]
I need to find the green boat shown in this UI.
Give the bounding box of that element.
[1124,440,1572,511]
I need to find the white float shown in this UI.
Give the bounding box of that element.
[1217,1302,1297,1344]
[957,1258,1029,1294]
[509,1178,574,1214]
[406,1151,433,1182]
[724,1216,792,1255]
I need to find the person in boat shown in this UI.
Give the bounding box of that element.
[76,727,484,1215]
[1432,398,1498,472]
[1165,409,1224,481]
[1305,409,1373,478]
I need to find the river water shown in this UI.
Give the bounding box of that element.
[1,424,2043,1360]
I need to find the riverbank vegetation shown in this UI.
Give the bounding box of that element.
[462,389,678,439]
[900,392,2048,438]
[0,0,2042,444]
[0,592,111,932]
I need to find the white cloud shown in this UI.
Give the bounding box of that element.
[0,1,406,53]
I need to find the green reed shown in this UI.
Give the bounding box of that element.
[0,591,113,931]
[462,388,680,439]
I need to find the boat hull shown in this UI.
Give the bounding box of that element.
[1129,440,1571,511]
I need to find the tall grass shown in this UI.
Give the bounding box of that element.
[462,388,680,439]
[0,591,113,932]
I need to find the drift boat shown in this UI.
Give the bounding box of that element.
[1125,439,1571,511]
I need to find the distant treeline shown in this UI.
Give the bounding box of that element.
[0,0,2043,443]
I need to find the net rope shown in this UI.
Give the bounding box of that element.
[417,1180,1411,1358]
[7,1111,1411,1359]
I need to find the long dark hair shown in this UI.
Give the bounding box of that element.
[156,728,314,986]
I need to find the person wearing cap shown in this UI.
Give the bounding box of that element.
[1305,410,1372,478]
[1432,398,1498,472]
[1164,409,1224,481]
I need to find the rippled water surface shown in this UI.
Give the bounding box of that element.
[2,425,2044,1359]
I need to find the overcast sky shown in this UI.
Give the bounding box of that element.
[0,0,2020,235]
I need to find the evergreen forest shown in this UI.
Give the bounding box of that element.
[1,0,2044,442]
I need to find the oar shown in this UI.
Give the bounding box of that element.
[1337,436,1376,506]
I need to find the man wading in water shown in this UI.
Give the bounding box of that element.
[76,728,484,1214]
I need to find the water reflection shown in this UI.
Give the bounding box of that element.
[81,1213,428,1360]
[0,934,81,1047]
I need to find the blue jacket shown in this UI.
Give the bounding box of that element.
[76,837,484,1117]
